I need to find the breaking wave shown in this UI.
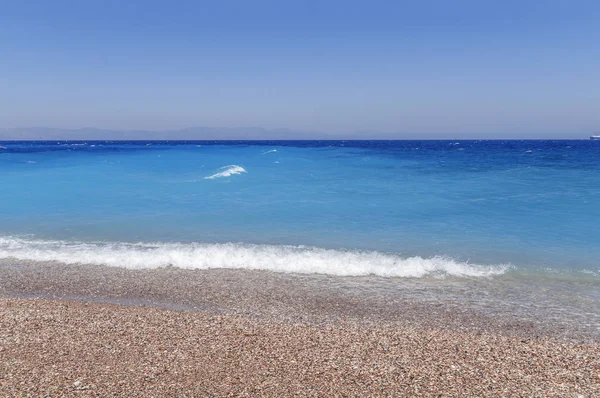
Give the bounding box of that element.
[204,165,247,179]
[0,237,509,278]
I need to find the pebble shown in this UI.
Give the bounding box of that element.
[1,298,598,397]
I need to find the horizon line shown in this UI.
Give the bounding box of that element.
[0,126,594,141]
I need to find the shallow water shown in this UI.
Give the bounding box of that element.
[1,260,598,343]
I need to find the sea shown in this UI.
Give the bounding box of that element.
[1,140,599,336]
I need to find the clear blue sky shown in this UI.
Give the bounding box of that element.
[1,0,599,138]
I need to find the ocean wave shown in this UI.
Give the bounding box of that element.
[262,149,277,154]
[204,165,247,179]
[0,237,508,278]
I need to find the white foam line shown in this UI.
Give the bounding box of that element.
[0,237,509,278]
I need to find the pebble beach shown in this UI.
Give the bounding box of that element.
[1,298,599,397]
[1,261,599,397]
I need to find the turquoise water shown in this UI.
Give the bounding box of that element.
[0,140,599,279]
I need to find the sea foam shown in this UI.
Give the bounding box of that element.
[0,237,508,278]
[204,165,247,179]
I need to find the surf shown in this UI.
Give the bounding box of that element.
[0,237,508,278]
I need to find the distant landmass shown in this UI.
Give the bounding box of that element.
[1,127,582,140]
[0,127,341,140]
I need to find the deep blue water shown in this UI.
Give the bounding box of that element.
[1,140,599,279]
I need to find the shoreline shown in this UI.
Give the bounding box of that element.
[1,259,598,344]
[1,260,599,395]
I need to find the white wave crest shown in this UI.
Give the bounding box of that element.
[262,149,277,154]
[0,237,508,278]
[204,165,247,179]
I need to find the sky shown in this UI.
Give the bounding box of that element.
[1,0,599,138]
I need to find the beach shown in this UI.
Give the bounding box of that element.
[1,261,598,397]
[1,140,599,396]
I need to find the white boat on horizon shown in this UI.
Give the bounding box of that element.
[591,135,600,140]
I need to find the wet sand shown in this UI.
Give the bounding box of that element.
[0,260,599,396]
[1,260,598,343]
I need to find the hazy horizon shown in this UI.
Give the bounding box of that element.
[2,1,599,138]
[0,126,596,140]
